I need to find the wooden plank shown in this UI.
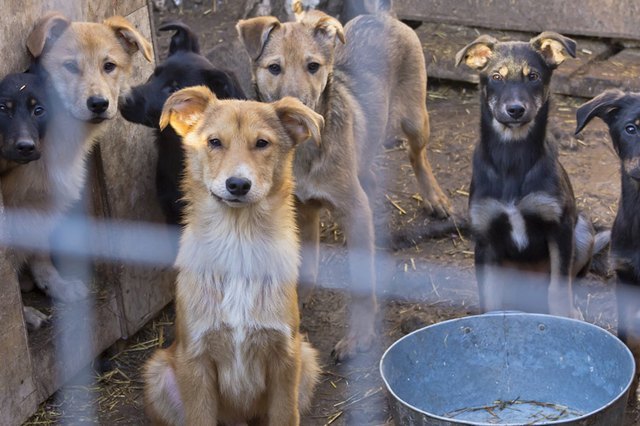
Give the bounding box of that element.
[564,48,640,98]
[395,0,640,41]
[0,192,38,424]
[94,5,176,338]
[414,22,613,99]
[28,290,122,401]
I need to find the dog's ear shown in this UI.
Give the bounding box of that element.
[159,21,200,55]
[203,69,247,100]
[530,32,577,69]
[236,17,281,61]
[575,89,626,135]
[455,35,498,70]
[273,97,324,146]
[299,10,346,45]
[160,86,216,138]
[104,16,153,62]
[27,12,71,58]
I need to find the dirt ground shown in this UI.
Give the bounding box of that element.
[25,1,640,425]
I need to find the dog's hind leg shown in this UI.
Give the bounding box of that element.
[572,213,595,277]
[29,253,89,302]
[23,306,50,330]
[297,199,322,305]
[144,347,185,426]
[403,112,451,219]
[331,183,377,361]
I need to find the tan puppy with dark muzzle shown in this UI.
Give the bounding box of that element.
[144,86,321,425]
[237,10,451,360]
[1,12,152,328]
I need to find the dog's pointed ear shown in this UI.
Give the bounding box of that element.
[104,16,153,62]
[159,21,200,55]
[455,35,498,70]
[299,10,345,45]
[236,17,281,61]
[530,32,576,69]
[160,86,216,138]
[575,89,626,135]
[27,12,71,58]
[273,97,324,146]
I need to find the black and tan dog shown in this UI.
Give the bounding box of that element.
[576,89,640,387]
[456,32,596,317]
[120,21,245,225]
[0,72,48,173]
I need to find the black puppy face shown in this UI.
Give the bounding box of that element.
[576,90,640,180]
[0,73,47,163]
[456,32,576,141]
[119,21,244,129]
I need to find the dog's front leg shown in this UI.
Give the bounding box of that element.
[474,243,504,312]
[547,227,579,318]
[29,252,89,302]
[296,199,321,305]
[331,186,377,361]
[263,345,301,426]
[175,352,218,426]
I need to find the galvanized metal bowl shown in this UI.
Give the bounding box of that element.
[380,312,635,425]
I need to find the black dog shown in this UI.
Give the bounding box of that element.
[120,21,246,225]
[576,89,640,386]
[0,72,48,173]
[455,32,596,317]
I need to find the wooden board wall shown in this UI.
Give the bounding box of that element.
[395,0,640,41]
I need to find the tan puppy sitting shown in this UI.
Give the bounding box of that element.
[144,86,322,425]
[2,12,152,328]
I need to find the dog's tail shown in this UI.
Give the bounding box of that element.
[299,339,321,412]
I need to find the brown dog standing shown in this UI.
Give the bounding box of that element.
[237,10,450,360]
[144,87,321,425]
[0,12,152,328]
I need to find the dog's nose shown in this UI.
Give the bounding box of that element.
[87,96,109,114]
[506,104,525,119]
[16,139,36,156]
[226,177,252,197]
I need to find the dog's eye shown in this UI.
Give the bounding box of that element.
[528,72,540,82]
[33,106,45,116]
[103,62,117,73]
[64,61,80,74]
[256,139,270,149]
[268,64,282,75]
[625,124,638,135]
[491,73,503,81]
[0,104,7,113]
[307,62,320,74]
[208,138,222,149]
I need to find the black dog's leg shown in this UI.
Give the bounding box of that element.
[474,242,504,312]
[616,272,640,395]
[547,222,578,318]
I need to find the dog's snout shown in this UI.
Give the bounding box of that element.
[506,104,526,120]
[87,96,109,114]
[226,177,252,197]
[16,139,36,156]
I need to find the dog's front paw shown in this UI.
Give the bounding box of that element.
[39,277,90,302]
[23,306,50,330]
[423,190,452,219]
[331,329,376,363]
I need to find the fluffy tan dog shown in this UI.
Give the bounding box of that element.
[144,86,321,425]
[2,12,152,328]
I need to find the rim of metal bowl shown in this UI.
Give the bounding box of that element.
[379,312,636,426]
